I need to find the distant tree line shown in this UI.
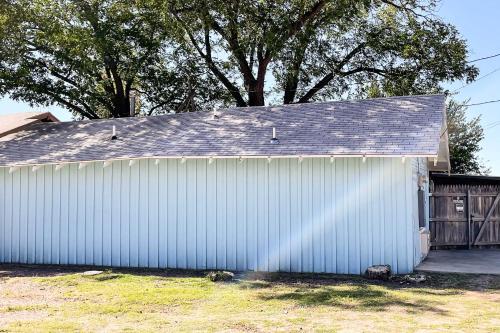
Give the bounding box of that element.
[446,100,488,175]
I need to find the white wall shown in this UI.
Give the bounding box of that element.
[0,157,419,274]
[411,157,430,264]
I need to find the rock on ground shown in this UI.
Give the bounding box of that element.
[400,273,428,284]
[365,265,391,280]
[206,271,234,282]
[82,270,104,276]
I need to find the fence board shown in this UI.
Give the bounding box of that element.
[430,183,500,248]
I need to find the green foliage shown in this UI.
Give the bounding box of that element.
[447,99,488,175]
[172,0,478,106]
[0,0,480,117]
[0,0,216,118]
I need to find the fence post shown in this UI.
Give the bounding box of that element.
[467,189,471,249]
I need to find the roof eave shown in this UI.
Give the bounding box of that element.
[428,106,450,172]
[0,153,440,168]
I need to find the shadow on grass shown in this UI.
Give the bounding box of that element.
[406,289,462,296]
[0,264,207,279]
[1,264,499,292]
[87,274,123,282]
[256,283,447,314]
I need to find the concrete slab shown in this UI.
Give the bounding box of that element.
[416,249,500,275]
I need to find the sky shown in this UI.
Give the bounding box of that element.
[437,0,500,175]
[1,0,499,174]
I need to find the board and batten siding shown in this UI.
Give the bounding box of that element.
[0,157,420,274]
[411,157,429,265]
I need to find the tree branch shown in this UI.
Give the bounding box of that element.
[210,12,255,85]
[380,0,430,20]
[172,13,247,106]
[44,90,99,119]
[286,0,327,40]
[298,66,386,104]
[298,66,387,103]
[283,42,308,104]
[296,43,370,103]
[148,95,177,115]
[264,0,327,68]
[23,55,101,118]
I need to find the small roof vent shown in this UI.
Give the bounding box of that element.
[111,125,118,140]
[270,127,279,144]
[212,107,219,120]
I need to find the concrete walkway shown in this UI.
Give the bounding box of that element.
[416,249,500,275]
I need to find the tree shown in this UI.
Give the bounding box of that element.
[447,99,487,175]
[0,0,480,118]
[170,0,478,107]
[0,0,216,118]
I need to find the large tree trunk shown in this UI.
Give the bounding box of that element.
[247,82,265,106]
[114,95,132,118]
[246,59,269,106]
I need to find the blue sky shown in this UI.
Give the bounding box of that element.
[1,0,499,174]
[437,0,500,175]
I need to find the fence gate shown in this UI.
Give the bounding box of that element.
[430,185,500,248]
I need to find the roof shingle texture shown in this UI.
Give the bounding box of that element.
[0,95,445,166]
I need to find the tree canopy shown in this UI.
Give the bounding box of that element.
[171,0,478,106]
[0,0,479,118]
[0,0,214,118]
[447,100,488,175]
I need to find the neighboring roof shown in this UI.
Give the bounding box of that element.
[0,112,59,138]
[0,95,446,167]
[431,173,500,186]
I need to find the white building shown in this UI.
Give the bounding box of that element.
[0,95,449,274]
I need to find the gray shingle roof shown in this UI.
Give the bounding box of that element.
[0,94,445,166]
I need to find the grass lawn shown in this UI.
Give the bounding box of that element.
[0,266,499,332]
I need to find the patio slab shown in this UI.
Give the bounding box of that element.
[416,249,500,275]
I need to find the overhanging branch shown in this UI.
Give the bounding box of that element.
[298,66,387,103]
[172,13,247,106]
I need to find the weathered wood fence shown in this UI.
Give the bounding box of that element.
[430,183,500,248]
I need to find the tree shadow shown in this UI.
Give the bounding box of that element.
[1,263,499,294]
[236,271,500,315]
[406,289,462,296]
[256,283,448,315]
[0,264,205,279]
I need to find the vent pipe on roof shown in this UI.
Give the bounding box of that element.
[270,127,279,144]
[212,107,219,120]
[111,125,117,140]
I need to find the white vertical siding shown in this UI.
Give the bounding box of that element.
[0,157,419,274]
[411,157,430,265]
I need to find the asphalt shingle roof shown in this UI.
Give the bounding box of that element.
[0,94,445,166]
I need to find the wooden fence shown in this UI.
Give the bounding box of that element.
[429,184,500,248]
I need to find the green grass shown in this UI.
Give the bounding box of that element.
[0,267,499,332]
